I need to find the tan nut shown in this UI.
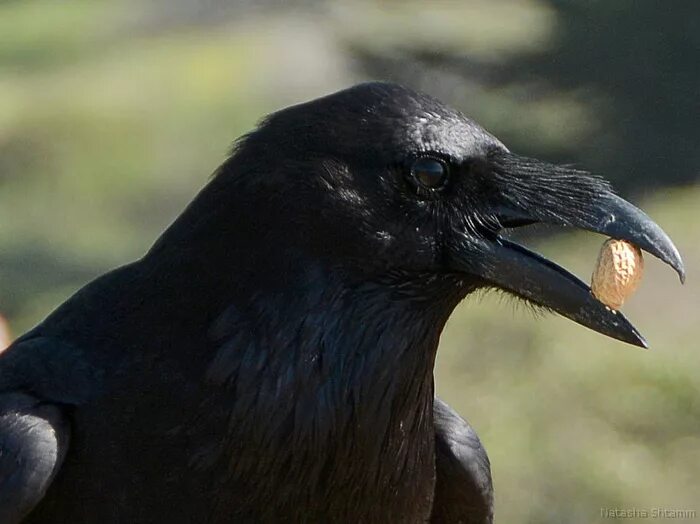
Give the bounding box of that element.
[591,239,644,310]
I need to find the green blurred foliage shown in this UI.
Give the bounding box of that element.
[0,1,697,522]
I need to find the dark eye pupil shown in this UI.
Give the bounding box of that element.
[411,157,447,189]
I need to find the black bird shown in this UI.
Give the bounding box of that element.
[0,83,684,523]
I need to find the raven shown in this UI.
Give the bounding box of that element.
[0,83,684,523]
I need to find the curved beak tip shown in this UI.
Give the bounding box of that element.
[676,262,687,284]
[662,247,685,284]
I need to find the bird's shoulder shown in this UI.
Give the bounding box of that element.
[0,389,70,523]
[432,397,493,524]
[0,333,106,522]
[0,335,102,405]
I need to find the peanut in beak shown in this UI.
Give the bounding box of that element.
[591,239,644,310]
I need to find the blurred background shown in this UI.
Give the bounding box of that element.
[0,0,698,521]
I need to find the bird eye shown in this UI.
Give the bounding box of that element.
[410,157,448,190]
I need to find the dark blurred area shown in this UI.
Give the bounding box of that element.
[0,1,697,522]
[353,0,700,194]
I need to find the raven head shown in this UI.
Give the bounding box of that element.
[209,82,684,347]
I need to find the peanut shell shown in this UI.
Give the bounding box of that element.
[591,239,644,310]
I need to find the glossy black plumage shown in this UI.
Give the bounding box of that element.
[0,82,683,523]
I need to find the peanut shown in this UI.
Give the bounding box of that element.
[591,239,644,310]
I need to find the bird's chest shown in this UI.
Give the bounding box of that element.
[199,290,445,521]
[206,393,437,523]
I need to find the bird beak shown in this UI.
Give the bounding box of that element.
[449,152,685,348]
